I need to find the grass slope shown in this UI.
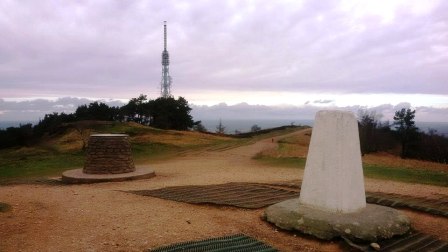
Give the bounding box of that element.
[254,130,448,187]
[363,164,448,187]
[0,121,300,184]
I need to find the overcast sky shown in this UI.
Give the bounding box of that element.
[0,0,447,122]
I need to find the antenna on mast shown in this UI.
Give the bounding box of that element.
[163,21,167,51]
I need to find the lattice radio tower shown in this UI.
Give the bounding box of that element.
[160,21,172,98]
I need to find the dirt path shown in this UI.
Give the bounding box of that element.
[0,129,447,252]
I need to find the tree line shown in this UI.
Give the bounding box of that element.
[1,101,448,164]
[0,95,195,149]
[358,108,448,164]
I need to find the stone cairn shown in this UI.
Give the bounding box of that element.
[83,134,135,174]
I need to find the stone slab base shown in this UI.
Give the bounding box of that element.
[61,166,155,184]
[264,198,410,242]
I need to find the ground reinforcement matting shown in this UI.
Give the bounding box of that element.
[149,234,278,252]
[130,182,448,217]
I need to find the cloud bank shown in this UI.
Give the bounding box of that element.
[191,102,448,123]
[0,0,447,100]
[2,97,446,124]
[0,98,124,122]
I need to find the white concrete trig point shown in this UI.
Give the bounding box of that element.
[299,110,366,213]
[265,110,410,241]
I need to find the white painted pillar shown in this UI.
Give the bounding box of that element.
[299,110,366,213]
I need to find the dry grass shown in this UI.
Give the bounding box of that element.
[260,128,446,173]
[133,130,234,147]
[44,128,87,152]
[39,121,235,151]
[9,146,51,156]
[259,128,311,158]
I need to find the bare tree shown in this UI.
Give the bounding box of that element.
[70,121,92,151]
[192,121,207,132]
[215,119,226,134]
[251,124,261,132]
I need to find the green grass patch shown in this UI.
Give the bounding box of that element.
[363,164,448,187]
[277,142,296,154]
[220,127,308,151]
[0,142,182,184]
[0,202,12,212]
[253,155,448,187]
[0,150,85,183]
[91,122,162,136]
[251,126,308,140]
[253,154,306,168]
[132,142,183,163]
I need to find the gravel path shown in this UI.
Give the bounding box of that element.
[0,129,447,251]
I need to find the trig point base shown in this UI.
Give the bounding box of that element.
[265,199,410,241]
[62,134,155,184]
[265,110,410,241]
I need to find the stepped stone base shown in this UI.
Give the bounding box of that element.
[62,166,155,184]
[264,198,410,242]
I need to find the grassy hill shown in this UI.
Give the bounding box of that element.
[2,121,445,187]
[253,128,448,187]
[0,121,301,184]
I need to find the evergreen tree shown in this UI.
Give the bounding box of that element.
[120,94,149,124]
[147,97,194,130]
[393,108,419,158]
[358,110,379,154]
[75,102,118,121]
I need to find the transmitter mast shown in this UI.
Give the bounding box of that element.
[160,21,172,98]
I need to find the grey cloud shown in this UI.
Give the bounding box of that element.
[0,97,124,121]
[1,97,446,128]
[313,99,333,104]
[0,0,447,99]
[393,102,412,110]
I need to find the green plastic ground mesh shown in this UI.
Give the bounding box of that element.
[366,192,448,218]
[132,182,299,209]
[130,182,448,217]
[378,231,448,252]
[343,231,448,252]
[149,234,278,252]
